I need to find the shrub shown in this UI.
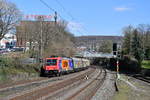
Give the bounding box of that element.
[119,55,141,73]
[0,56,40,78]
[109,55,141,73]
[0,57,15,68]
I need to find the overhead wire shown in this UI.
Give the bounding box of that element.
[40,0,55,12]
[53,0,89,36]
[54,0,75,20]
[40,0,88,36]
[39,0,64,36]
[39,0,64,20]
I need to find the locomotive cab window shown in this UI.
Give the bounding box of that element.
[46,59,57,66]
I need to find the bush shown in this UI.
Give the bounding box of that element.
[119,55,141,73]
[109,55,141,73]
[0,56,41,82]
[0,57,14,68]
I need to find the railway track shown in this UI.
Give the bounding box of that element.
[7,67,96,100]
[66,67,107,100]
[132,75,150,84]
[42,66,107,100]
[0,66,107,100]
[0,77,47,89]
[0,76,62,98]
[0,77,48,92]
[43,67,99,100]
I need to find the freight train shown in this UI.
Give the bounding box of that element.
[40,57,90,76]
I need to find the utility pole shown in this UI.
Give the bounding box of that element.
[54,11,57,24]
[40,18,43,60]
[39,16,44,63]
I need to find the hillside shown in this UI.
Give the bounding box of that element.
[75,35,123,48]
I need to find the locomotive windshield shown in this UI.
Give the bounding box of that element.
[46,59,57,66]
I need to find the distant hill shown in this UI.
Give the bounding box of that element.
[75,35,123,50]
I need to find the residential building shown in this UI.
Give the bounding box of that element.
[0,34,16,48]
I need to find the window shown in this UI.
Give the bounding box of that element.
[46,59,57,66]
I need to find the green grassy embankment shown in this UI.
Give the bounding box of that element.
[0,54,40,83]
[142,60,150,69]
[113,75,150,100]
[113,80,131,100]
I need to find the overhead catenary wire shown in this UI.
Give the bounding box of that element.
[39,0,88,36]
[39,0,64,20]
[40,0,55,12]
[54,0,75,20]
[53,0,89,36]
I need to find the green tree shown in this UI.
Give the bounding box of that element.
[122,25,134,55]
[137,24,150,59]
[130,29,144,63]
[144,31,150,59]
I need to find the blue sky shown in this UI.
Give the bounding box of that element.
[8,0,150,36]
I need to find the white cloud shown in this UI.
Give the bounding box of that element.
[114,7,131,12]
[67,21,84,34]
[68,21,83,31]
[67,21,89,36]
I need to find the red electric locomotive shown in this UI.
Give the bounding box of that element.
[40,57,74,76]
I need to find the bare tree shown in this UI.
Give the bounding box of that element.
[42,21,75,57]
[0,0,21,40]
[17,19,75,58]
[98,40,112,53]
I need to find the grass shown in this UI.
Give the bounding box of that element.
[113,80,131,100]
[0,66,39,82]
[0,70,8,82]
[142,60,150,69]
[0,56,40,82]
[113,75,150,100]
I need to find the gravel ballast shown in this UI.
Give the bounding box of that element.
[92,70,116,100]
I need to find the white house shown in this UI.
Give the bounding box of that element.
[0,34,16,48]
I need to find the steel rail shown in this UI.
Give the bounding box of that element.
[66,67,107,100]
[9,68,95,100]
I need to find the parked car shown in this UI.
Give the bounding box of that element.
[11,47,24,52]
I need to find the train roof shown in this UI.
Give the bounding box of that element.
[46,57,71,60]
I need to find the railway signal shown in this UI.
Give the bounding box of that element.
[113,43,121,79]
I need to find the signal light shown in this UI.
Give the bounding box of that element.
[113,43,117,51]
